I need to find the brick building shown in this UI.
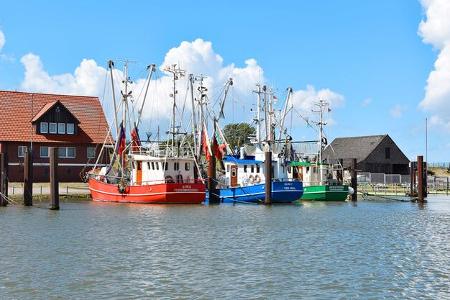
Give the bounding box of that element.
[0,90,110,182]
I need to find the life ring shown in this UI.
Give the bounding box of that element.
[165,175,175,183]
[248,175,254,184]
[254,174,261,183]
[176,174,183,183]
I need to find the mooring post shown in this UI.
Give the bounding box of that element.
[207,150,219,204]
[351,158,357,201]
[409,161,415,196]
[23,146,33,206]
[49,147,59,210]
[0,152,8,206]
[264,150,272,205]
[417,155,426,203]
[424,162,428,196]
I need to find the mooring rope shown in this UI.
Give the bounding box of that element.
[0,191,19,205]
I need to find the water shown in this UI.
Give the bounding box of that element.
[1,197,450,299]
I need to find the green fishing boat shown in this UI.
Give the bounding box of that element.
[290,161,349,201]
[287,100,350,201]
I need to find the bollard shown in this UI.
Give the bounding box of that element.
[23,147,33,206]
[264,151,272,205]
[351,158,357,201]
[0,153,8,206]
[49,147,59,210]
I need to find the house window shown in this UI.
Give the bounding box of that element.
[385,147,391,159]
[66,123,75,135]
[49,123,57,134]
[18,146,27,158]
[58,123,66,134]
[87,147,96,159]
[58,147,76,158]
[40,122,48,133]
[244,165,247,173]
[185,162,190,171]
[40,146,49,158]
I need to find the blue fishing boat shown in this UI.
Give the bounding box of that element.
[209,155,303,204]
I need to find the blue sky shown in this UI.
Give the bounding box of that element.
[0,0,448,162]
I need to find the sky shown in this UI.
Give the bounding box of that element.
[0,0,449,162]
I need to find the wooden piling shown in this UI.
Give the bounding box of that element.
[49,147,59,210]
[351,158,357,201]
[207,151,219,204]
[264,151,272,205]
[409,161,415,196]
[417,155,426,203]
[0,152,8,206]
[23,147,33,206]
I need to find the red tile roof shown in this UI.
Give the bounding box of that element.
[0,90,110,144]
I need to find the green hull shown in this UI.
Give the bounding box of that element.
[300,185,349,201]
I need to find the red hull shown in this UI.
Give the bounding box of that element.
[88,178,205,204]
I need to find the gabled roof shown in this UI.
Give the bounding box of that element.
[0,90,110,144]
[323,134,387,162]
[31,100,80,124]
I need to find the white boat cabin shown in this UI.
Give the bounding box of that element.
[288,162,337,187]
[130,154,196,185]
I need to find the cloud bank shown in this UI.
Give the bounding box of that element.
[19,38,344,133]
[418,0,450,129]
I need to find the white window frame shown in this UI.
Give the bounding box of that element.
[40,122,48,133]
[66,123,75,135]
[49,122,57,134]
[58,147,76,158]
[18,146,27,158]
[58,123,66,134]
[87,147,96,159]
[40,146,49,158]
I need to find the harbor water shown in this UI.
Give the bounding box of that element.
[1,197,449,299]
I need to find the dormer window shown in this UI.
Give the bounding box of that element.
[49,122,57,134]
[58,123,65,134]
[67,123,74,134]
[40,122,48,133]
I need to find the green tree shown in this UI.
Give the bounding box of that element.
[223,123,256,150]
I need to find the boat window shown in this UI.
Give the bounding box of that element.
[151,162,155,170]
[226,165,230,172]
[147,162,151,170]
[174,162,179,171]
[231,169,237,177]
[244,165,247,173]
[164,162,168,170]
[251,165,254,173]
[155,162,159,170]
[256,165,260,173]
[185,162,190,171]
[288,166,292,173]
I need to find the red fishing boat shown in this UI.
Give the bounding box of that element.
[87,61,205,204]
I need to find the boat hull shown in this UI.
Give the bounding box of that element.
[208,180,303,204]
[301,185,349,201]
[88,178,205,204]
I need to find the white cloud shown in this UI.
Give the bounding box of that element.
[0,30,4,51]
[389,104,406,118]
[418,0,450,129]
[19,38,343,135]
[290,84,344,126]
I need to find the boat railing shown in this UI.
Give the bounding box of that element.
[130,145,194,158]
[88,172,205,185]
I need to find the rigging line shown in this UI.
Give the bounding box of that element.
[292,107,318,133]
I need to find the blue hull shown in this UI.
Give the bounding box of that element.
[207,180,303,204]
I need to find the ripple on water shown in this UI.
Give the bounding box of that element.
[0,197,449,299]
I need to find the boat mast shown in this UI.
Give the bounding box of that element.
[252,84,263,144]
[164,64,185,157]
[122,61,133,132]
[189,74,197,152]
[313,99,329,184]
[279,87,293,141]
